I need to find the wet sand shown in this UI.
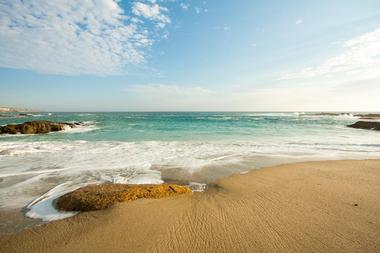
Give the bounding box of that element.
[1,159,380,252]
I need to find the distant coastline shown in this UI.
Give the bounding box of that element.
[0,106,36,113]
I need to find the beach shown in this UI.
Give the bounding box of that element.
[1,159,379,252]
[1,0,380,251]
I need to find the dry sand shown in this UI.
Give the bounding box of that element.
[1,159,380,252]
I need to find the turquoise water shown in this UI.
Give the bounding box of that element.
[0,112,379,221]
[1,112,377,142]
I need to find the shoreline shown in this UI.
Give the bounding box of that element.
[0,156,369,234]
[1,159,380,252]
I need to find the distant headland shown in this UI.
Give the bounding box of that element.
[0,106,36,113]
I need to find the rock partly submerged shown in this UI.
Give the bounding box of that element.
[56,184,192,212]
[347,121,380,131]
[0,120,81,134]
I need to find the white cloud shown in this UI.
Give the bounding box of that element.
[0,0,170,75]
[214,26,231,31]
[295,18,303,25]
[279,26,380,82]
[132,1,170,28]
[330,41,341,45]
[180,3,189,10]
[193,5,208,15]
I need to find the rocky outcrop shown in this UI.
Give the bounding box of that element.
[56,184,192,212]
[0,120,79,134]
[354,114,380,120]
[18,113,33,117]
[347,121,380,131]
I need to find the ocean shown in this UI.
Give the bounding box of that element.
[1,112,380,222]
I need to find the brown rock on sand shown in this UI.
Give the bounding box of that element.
[56,184,192,212]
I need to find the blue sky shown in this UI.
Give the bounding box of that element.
[0,0,379,111]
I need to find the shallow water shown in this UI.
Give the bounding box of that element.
[0,112,379,224]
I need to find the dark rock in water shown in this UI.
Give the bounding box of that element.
[56,183,192,212]
[347,121,380,131]
[0,120,80,134]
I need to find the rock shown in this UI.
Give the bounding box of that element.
[354,113,380,120]
[347,121,380,131]
[0,120,79,134]
[56,184,192,212]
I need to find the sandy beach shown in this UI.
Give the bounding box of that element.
[1,159,380,253]
[1,0,379,252]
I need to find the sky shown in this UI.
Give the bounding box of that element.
[0,0,379,111]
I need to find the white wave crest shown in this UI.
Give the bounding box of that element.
[63,121,99,133]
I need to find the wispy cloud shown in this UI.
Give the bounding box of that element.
[128,84,213,96]
[132,1,170,28]
[123,82,380,111]
[194,6,208,15]
[124,84,214,110]
[295,18,303,25]
[279,26,380,82]
[180,3,189,10]
[214,26,231,31]
[0,0,170,75]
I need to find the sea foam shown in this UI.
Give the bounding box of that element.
[0,112,379,222]
[0,136,379,220]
